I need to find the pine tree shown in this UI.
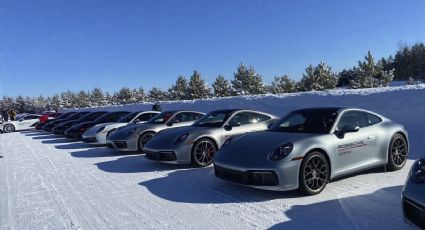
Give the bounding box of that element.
[212,75,232,97]
[50,94,62,111]
[90,88,105,107]
[337,68,358,87]
[168,76,189,100]
[268,75,297,94]
[116,87,133,105]
[148,87,167,101]
[134,87,147,103]
[75,91,90,108]
[349,51,393,88]
[188,71,211,99]
[15,96,26,113]
[231,63,266,95]
[298,62,338,91]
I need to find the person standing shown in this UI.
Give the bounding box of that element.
[9,110,16,121]
[152,103,161,112]
[2,111,8,121]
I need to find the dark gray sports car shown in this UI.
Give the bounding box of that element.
[214,107,409,195]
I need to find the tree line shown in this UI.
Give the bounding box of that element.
[1,42,424,113]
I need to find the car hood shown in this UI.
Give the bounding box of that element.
[107,123,147,140]
[214,131,316,164]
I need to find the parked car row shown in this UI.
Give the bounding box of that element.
[2,107,423,228]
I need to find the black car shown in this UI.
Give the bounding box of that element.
[65,111,130,139]
[44,112,89,132]
[36,112,75,130]
[52,111,108,135]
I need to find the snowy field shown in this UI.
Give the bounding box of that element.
[1,85,425,230]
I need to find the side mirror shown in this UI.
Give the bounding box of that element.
[166,122,173,127]
[224,124,232,131]
[341,125,360,133]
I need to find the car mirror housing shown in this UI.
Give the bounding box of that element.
[166,122,173,127]
[224,124,232,131]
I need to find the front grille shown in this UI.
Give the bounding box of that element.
[114,141,128,149]
[403,197,425,229]
[145,151,177,161]
[214,165,279,186]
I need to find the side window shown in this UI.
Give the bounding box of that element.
[228,112,251,126]
[193,113,204,120]
[173,112,195,123]
[109,113,128,122]
[24,115,39,120]
[365,112,382,126]
[137,113,157,122]
[249,113,271,123]
[337,111,367,130]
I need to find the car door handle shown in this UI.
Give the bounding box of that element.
[367,136,375,140]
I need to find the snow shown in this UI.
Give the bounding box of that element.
[2,85,424,229]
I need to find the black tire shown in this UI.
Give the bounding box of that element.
[3,124,15,133]
[386,133,408,171]
[299,151,330,195]
[138,131,155,152]
[191,138,217,167]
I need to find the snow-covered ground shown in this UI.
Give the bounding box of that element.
[2,85,424,230]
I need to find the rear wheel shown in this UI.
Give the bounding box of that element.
[138,131,155,152]
[191,138,217,167]
[386,133,408,171]
[3,124,15,133]
[299,151,330,195]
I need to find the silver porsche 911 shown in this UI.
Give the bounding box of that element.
[106,110,205,152]
[144,109,278,167]
[214,107,409,195]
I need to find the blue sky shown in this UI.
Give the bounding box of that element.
[1,0,425,97]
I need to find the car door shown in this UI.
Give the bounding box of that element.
[333,110,378,176]
[18,115,40,129]
[220,112,262,143]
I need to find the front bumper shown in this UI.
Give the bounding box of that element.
[53,129,65,135]
[402,197,425,229]
[106,139,138,151]
[65,131,83,139]
[213,160,301,191]
[143,144,192,164]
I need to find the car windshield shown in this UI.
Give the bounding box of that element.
[147,111,175,124]
[270,109,338,134]
[80,112,107,121]
[118,112,140,123]
[68,112,89,120]
[192,110,233,127]
[94,112,129,123]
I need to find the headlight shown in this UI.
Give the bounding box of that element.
[127,127,137,135]
[96,126,105,133]
[411,158,425,184]
[175,133,189,144]
[270,143,293,161]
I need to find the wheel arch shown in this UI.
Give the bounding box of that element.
[304,147,332,179]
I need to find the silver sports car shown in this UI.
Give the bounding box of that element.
[214,107,409,195]
[144,109,278,167]
[402,157,425,229]
[106,110,205,152]
[82,111,160,144]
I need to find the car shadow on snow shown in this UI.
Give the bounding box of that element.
[95,156,197,173]
[138,167,301,204]
[42,138,80,144]
[32,134,63,140]
[268,185,407,230]
[55,142,92,150]
[70,148,136,158]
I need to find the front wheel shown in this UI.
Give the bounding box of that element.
[138,131,155,152]
[191,138,217,167]
[386,133,408,171]
[3,124,15,133]
[299,151,330,195]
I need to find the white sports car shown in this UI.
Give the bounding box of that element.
[82,111,160,144]
[1,114,41,133]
